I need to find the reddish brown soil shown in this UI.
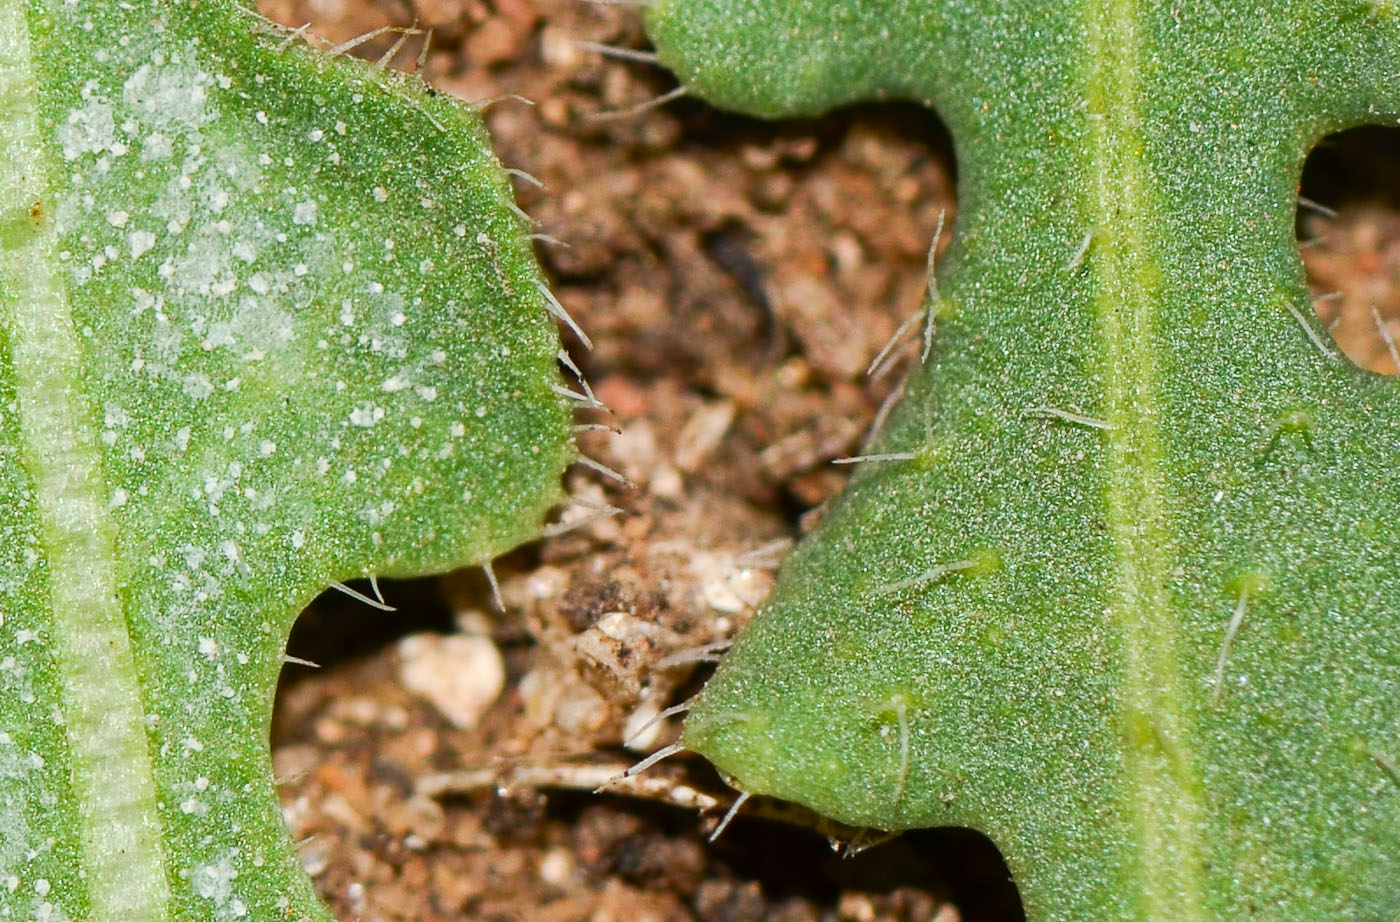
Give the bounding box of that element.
[255,1,1400,920]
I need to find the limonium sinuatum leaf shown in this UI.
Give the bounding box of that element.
[0,1,572,918]
[646,0,1400,918]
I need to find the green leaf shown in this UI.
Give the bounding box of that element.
[647,1,1400,918]
[0,1,572,918]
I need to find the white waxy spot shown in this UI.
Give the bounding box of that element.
[107,209,130,228]
[449,421,466,437]
[291,531,305,550]
[292,200,318,226]
[372,186,388,202]
[110,488,129,509]
[122,59,214,129]
[349,406,385,427]
[363,499,397,525]
[142,131,174,160]
[181,547,209,575]
[415,385,437,402]
[129,230,157,258]
[104,405,129,428]
[57,99,116,160]
[259,440,276,456]
[182,374,214,400]
[198,637,219,659]
[202,323,235,351]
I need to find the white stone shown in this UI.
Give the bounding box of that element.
[397,633,504,730]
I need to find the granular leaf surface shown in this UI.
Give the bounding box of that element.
[648,1,1400,918]
[0,1,571,918]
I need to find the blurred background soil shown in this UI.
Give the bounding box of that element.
[253,1,1400,919]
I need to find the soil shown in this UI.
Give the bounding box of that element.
[253,1,1400,920]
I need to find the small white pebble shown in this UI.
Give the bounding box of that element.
[538,849,576,889]
[397,633,504,730]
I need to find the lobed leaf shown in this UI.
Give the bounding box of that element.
[0,1,572,918]
[647,0,1400,919]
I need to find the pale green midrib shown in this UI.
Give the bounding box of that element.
[1084,1,1206,919]
[0,7,171,921]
